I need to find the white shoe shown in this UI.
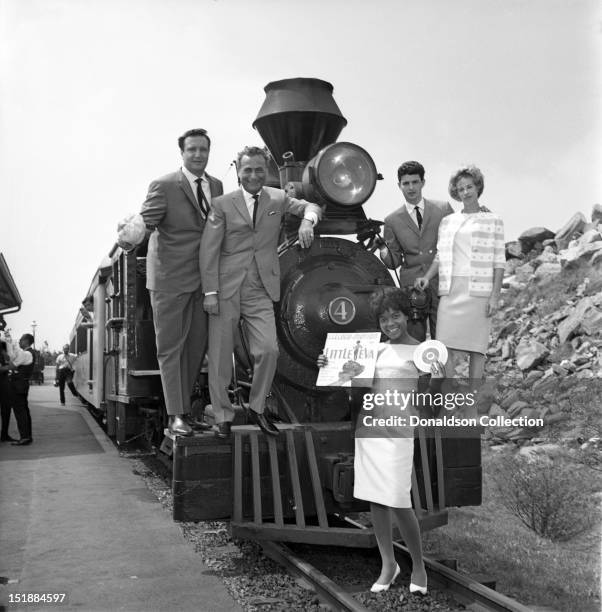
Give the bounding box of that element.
[409,582,427,595]
[370,564,400,593]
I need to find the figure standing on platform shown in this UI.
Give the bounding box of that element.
[7,333,35,446]
[201,146,321,439]
[117,129,223,436]
[0,340,14,441]
[55,344,78,405]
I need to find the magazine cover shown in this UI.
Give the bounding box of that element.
[316,332,381,387]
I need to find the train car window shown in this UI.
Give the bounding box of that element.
[76,325,87,353]
[88,328,94,379]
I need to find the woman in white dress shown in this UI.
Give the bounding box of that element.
[416,165,505,380]
[318,287,444,595]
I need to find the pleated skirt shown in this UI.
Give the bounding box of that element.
[437,276,491,354]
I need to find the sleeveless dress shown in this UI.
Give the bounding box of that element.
[353,343,419,508]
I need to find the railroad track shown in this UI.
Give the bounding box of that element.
[261,541,370,612]
[262,518,537,612]
[392,540,534,612]
[341,514,535,612]
[130,443,540,612]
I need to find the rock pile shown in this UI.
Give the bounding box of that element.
[480,205,602,445]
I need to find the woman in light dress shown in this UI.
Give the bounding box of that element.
[416,165,505,380]
[318,287,444,596]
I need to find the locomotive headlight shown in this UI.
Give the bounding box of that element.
[302,142,377,207]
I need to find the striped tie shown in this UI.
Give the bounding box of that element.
[196,178,209,217]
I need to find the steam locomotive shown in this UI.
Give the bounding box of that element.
[70,78,481,546]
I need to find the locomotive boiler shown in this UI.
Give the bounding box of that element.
[71,78,481,546]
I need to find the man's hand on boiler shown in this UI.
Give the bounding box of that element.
[298,219,315,249]
[203,294,219,315]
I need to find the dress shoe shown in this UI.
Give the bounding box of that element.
[370,564,400,593]
[1,435,16,442]
[215,422,231,439]
[409,582,428,595]
[11,438,33,446]
[183,414,212,431]
[168,416,193,436]
[248,410,279,437]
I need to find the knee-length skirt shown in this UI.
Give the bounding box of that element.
[436,276,491,354]
[353,436,414,508]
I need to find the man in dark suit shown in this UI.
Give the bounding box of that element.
[118,129,223,436]
[379,161,454,341]
[201,146,321,438]
[6,334,35,446]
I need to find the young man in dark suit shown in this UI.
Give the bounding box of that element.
[379,161,454,341]
[118,129,223,436]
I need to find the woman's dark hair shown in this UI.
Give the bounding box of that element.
[369,287,412,319]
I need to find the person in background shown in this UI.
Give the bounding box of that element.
[377,161,454,341]
[6,334,35,446]
[117,128,223,436]
[55,344,78,405]
[318,287,445,597]
[0,340,14,441]
[415,165,505,380]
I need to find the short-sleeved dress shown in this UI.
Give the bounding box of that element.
[353,343,419,508]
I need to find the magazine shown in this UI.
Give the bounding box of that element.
[316,332,381,387]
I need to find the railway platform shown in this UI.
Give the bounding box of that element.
[0,382,240,612]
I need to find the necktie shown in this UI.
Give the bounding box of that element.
[195,178,209,217]
[414,206,423,230]
[252,194,259,227]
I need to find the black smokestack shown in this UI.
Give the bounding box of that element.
[253,78,347,165]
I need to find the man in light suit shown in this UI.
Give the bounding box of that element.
[118,128,223,436]
[201,146,321,438]
[379,161,453,341]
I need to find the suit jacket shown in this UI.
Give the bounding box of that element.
[382,198,454,287]
[200,186,322,302]
[141,169,223,293]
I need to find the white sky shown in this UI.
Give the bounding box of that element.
[0,0,600,350]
